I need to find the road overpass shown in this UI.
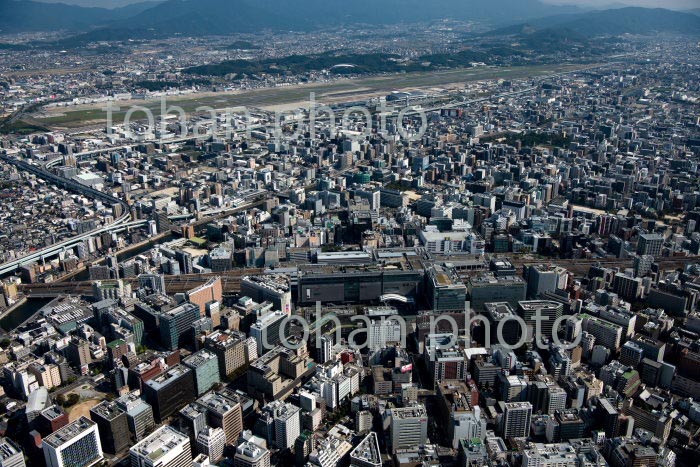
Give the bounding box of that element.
[0,154,133,276]
[18,268,265,298]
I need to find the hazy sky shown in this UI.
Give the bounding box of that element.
[35,0,700,10]
[544,0,700,9]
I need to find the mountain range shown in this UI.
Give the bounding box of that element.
[0,0,581,34]
[0,0,698,39]
[488,7,700,37]
[0,0,160,33]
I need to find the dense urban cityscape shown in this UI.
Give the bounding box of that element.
[0,1,699,467]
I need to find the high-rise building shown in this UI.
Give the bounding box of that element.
[234,441,271,467]
[318,333,334,364]
[143,365,196,422]
[89,401,130,454]
[38,405,69,436]
[130,426,192,467]
[367,315,404,350]
[43,417,103,467]
[546,385,567,414]
[545,410,585,442]
[633,255,654,278]
[467,274,526,311]
[612,273,643,301]
[138,274,166,295]
[195,427,226,463]
[159,302,201,350]
[502,402,532,439]
[183,349,220,396]
[436,380,485,448]
[524,265,567,299]
[241,275,292,315]
[204,329,248,378]
[209,248,233,272]
[581,315,623,351]
[596,398,619,438]
[389,404,428,452]
[179,403,208,445]
[115,391,155,442]
[425,265,467,311]
[196,392,244,445]
[518,301,564,345]
[260,401,301,450]
[0,438,26,467]
[186,277,223,316]
[355,410,373,434]
[250,311,287,356]
[637,233,663,256]
[483,302,523,347]
[423,334,466,385]
[499,374,528,403]
[620,341,645,368]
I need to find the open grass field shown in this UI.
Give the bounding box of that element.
[32,62,598,129]
[66,398,100,422]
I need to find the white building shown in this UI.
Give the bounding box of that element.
[389,405,428,452]
[130,426,192,467]
[260,401,301,450]
[367,316,405,350]
[522,443,578,467]
[196,427,226,463]
[43,417,103,467]
[234,441,271,467]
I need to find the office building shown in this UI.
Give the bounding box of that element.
[209,247,233,272]
[183,349,220,396]
[581,314,623,350]
[612,273,643,301]
[241,275,292,314]
[423,334,466,385]
[260,401,301,450]
[596,398,620,438]
[130,426,192,467]
[637,233,663,256]
[179,403,208,444]
[196,392,244,445]
[186,277,223,316]
[234,441,271,467]
[502,402,532,439]
[467,273,526,311]
[518,301,564,345]
[159,302,201,350]
[250,311,288,356]
[524,265,567,299]
[545,410,585,442]
[0,438,25,467]
[43,417,103,467]
[349,432,382,467]
[425,265,467,311]
[484,302,523,347]
[367,315,404,350]
[196,427,226,463]
[389,405,428,452]
[522,443,578,467]
[620,341,644,368]
[89,401,130,454]
[204,329,248,378]
[116,391,155,442]
[143,365,196,422]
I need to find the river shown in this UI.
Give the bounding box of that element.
[0,297,51,332]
